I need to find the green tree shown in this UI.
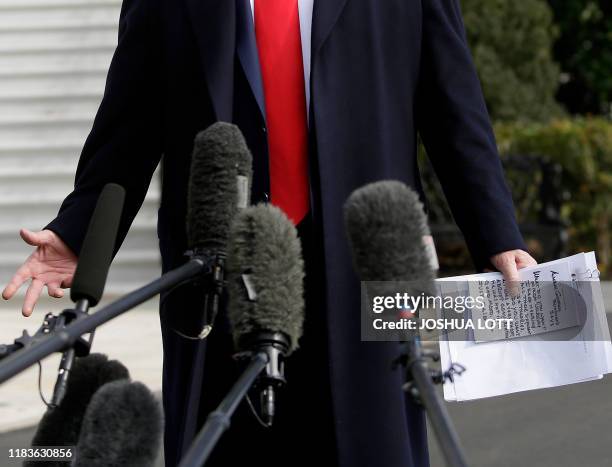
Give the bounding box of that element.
[548,0,612,116]
[461,0,562,122]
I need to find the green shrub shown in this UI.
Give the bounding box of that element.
[420,118,612,274]
[496,118,612,272]
[462,0,563,122]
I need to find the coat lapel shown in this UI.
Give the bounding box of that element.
[311,0,348,58]
[185,0,236,122]
[235,0,266,119]
[184,0,348,121]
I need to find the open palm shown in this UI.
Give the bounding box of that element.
[2,229,77,316]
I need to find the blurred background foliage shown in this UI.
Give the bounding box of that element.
[549,0,612,115]
[462,0,562,122]
[496,118,612,272]
[421,0,612,276]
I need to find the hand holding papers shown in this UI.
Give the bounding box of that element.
[469,261,581,342]
[438,252,611,401]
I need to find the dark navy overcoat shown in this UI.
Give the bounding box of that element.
[47,0,525,465]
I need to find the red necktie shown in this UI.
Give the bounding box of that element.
[254,0,310,225]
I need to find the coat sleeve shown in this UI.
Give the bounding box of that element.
[45,0,163,255]
[416,0,526,269]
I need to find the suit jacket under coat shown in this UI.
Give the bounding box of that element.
[46,0,526,466]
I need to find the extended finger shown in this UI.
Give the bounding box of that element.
[46,282,64,299]
[2,268,30,300]
[22,279,45,317]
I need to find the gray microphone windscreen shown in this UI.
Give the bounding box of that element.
[27,354,129,465]
[74,380,163,467]
[344,181,436,291]
[227,204,305,354]
[186,122,253,251]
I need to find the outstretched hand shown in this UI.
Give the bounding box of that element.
[2,229,77,317]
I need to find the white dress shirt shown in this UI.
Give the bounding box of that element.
[249,0,313,111]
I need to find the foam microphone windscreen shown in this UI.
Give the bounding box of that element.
[186,122,253,251]
[226,204,305,353]
[70,183,126,306]
[344,180,436,291]
[27,354,129,467]
[74,380,163,467]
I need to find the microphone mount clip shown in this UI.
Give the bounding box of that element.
[0,305,93,362]
[185,248,227,339]
[394,341,466,404]
[235,332,289,426]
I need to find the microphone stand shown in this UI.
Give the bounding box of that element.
[0,303,93,380]
[180,250,228,456]
[49,299,92,407]
[179,352,268,467]
[179,333,289,467]
[397,335,468,467]
[0,258,206,385]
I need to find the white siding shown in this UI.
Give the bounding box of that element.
[0,0,161,302]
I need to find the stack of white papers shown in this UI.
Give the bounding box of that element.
[437,252,612,401]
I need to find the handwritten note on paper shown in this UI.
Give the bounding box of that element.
[468,262,580,342]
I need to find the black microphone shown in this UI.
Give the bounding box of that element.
[73,379,163,467]
[344,180,436,290]
[182,122,253,339]
[71,183,126,306]
[51,183,126,407]
[344,181,469,467]
[344,180,436,337]
[227,203,305,424]
[26,354,129,466]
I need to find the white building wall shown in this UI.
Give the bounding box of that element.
[0,0,161,303]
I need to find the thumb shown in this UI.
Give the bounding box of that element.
[496,256,520,297]
[20,229,46,247]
